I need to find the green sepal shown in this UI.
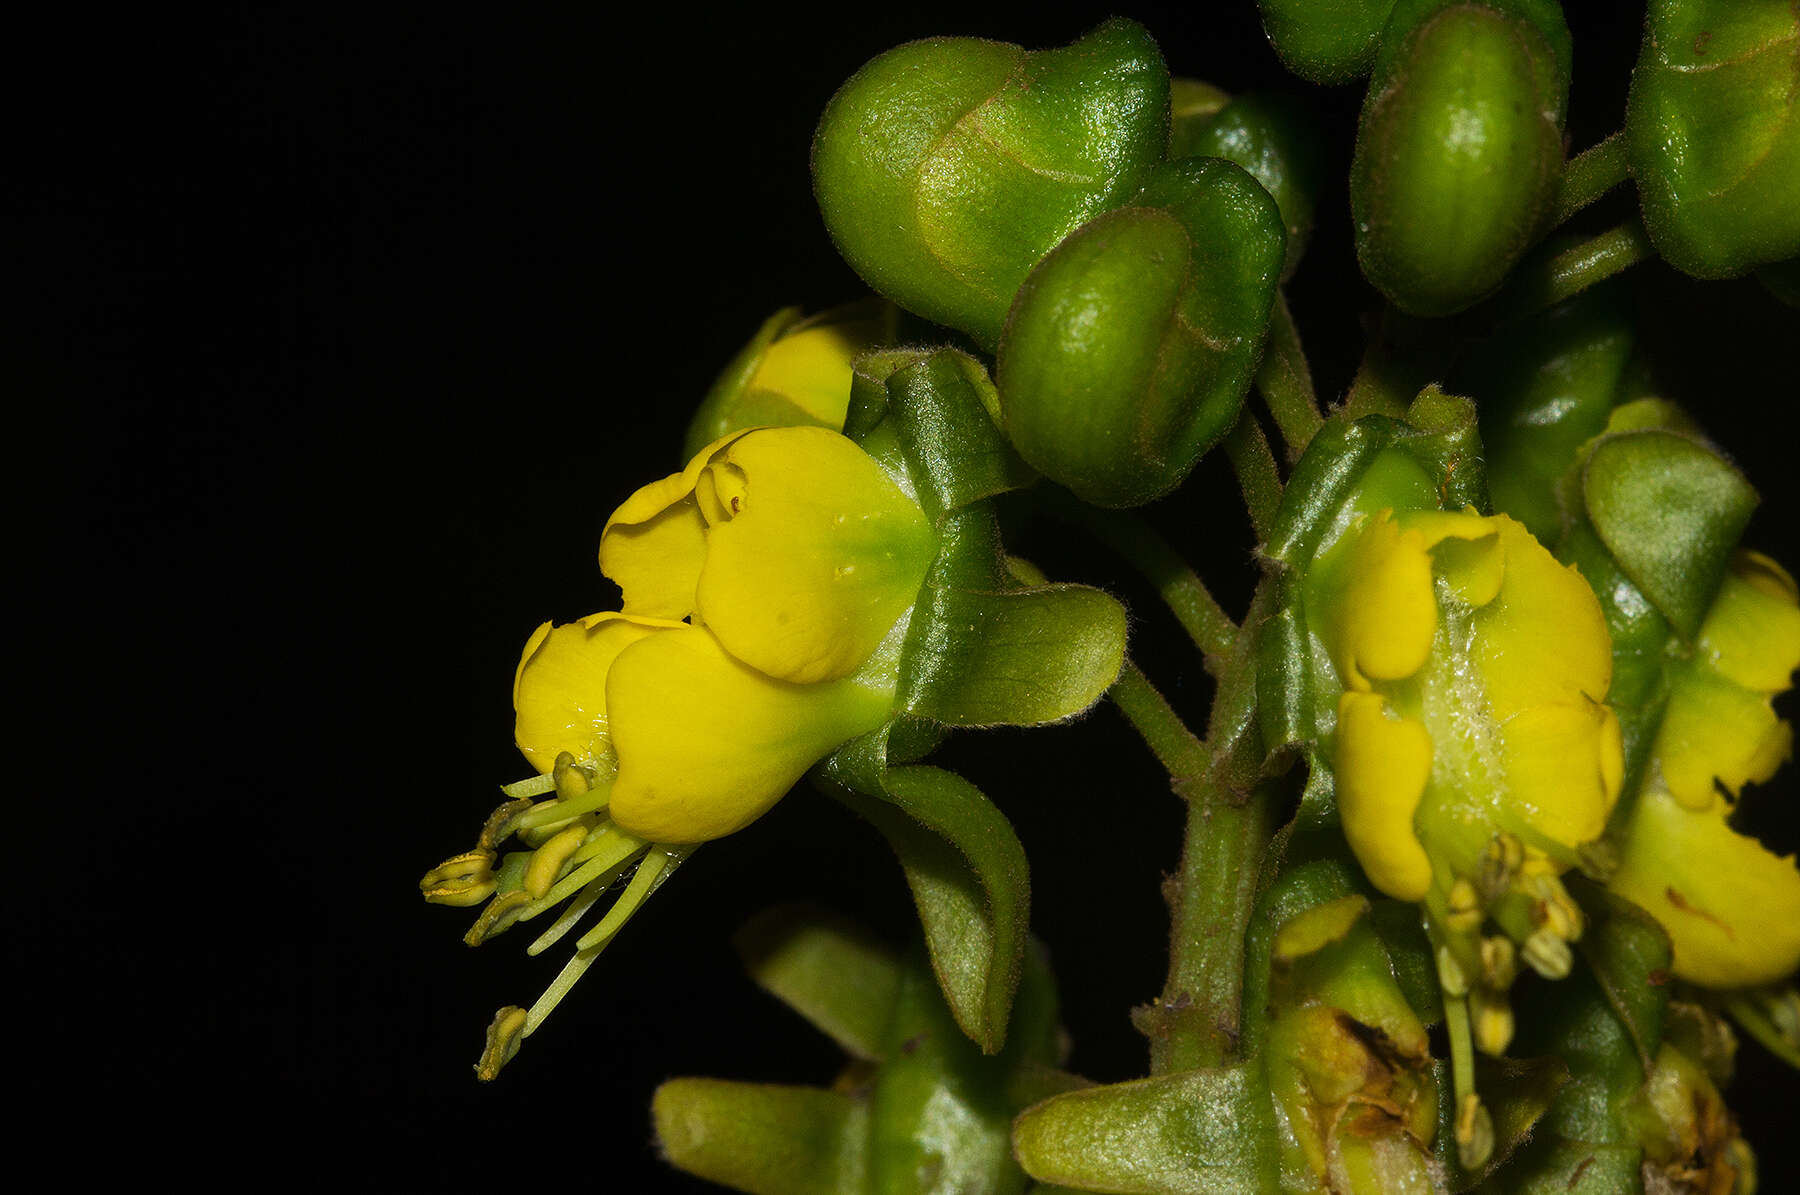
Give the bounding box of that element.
[1011,1064,1282,1194]
[869,943,1062,1195]
[1167,77,1231,153]
[1432,1054,1572,1190]
[1241,853,1365,1058]
[818,726,1030,1054]
[1627,0,1800,277]
[900,507,1128,728]
[1352,0,1569,315]
[1465,286,1636,544]
[1171,92,1324,279]
[813,18,1170,348]
[1568,878,1674,1071]
[1255,0,1398,83]
[872,349,1038,523]
[653,1079,870,1195]
[733,905,903,1062]
[1580,428,1758,641]
[996,157,1284,508]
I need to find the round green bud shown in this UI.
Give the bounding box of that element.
[1352,2,1568,315]
[811,19,1169,349]
[1168,78,1230,152]
[1257,0,1400,84]
[996,158,1286,508]
[1627,0,1800,278]
[1172,92,1324,280]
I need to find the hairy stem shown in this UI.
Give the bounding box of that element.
[1255,291,1322,461]
[1501,219,1654,319]
[1551,131,1631,227]
[1045,490,1237,664]
[1225,413,1282,543]
[1110,660,1212,781]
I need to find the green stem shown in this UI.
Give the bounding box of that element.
[1551,131,1631,226]
[1254,291,1322,461]
[1500,219,1654,320]
[1043,489,1237,664]
[1109,660,1212,781]
[1225,413,1282,544]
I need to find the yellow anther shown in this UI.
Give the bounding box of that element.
[1522,929,1573,979]
[464,890,533,947]
[1577,838,1619,882]
[1455,1092,1494,1170]
[1472,988,1515,1057]
[1481,936,1517,989]
[1437,944,1470,997]
[475,1005,529,1082]
[479,797,536,851]
[523,822,591,900]
[1446,879,1483,934]
[553,751,594,802]
[1479,832,1524,900]
[420,850,497,906]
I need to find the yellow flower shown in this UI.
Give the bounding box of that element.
[517,425,936,842]
[1609,551,1800,989]
[423,424,936,1077]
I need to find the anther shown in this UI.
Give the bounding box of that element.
[1472,988,1514,1056]
[1455,1092,1494,1170]
[420,849,498,907]
[1437,944,1470,997]
[1446,878,1483,934]
[1480,936,1517,989]
[552,751,593,802]
[464,889,533,947]
[524,822,591,899]
[1521,929,1572,979]
[474,1006,528,1082]
[479,797,537,851]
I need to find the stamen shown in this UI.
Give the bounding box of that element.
[419,849,497,906]
[575,845,695,952]
[524,822,593,899]
[1445,878,1482,934]
[1455,1091,1494,1171]
[1478,832,1523,902]
[514,780,612,834]
[1437,943,1470,997]
[552,751,594,801]
[520,830,650,919]
[1472,987,1514,1056]
[474,1005,528,1082]
[464,890,534,946]
[525,875,613,957]
[479,797,537,850]
[1480,936,1517,989]
[501,774,558,801]
[1521,929,1572,979]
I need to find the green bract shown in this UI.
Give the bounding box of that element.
[1171,92,1324,279]
[1352,0,1570,315]
[1257,0,1400,83]
[996,158,1285,507]
[811,19,1169,348]
[1627,0,1800,277]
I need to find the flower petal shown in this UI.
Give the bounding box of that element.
[600,431,755,620]
[1698,561,1800,696]
[1610,784,1800,988]
[1474,516,1613,720]
[1336,691,1435,901]
[606,625,895,842]
[696,427,936,684]
[512,613,678,773]
[1496,699,1622,855]
[748,318,883,427]
[1329,511,1437,688]
[1655,665,1792,809]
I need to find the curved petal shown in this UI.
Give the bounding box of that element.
[606,625,895,842]
[1497,699,1622,854]
[748,318,883,427]
[599,430,756,619]
[1656,666,1792,810]
[512,613,679,773]
[1611,784,1800,988]
[1336,691,1435,901]
[1330,511,1437,689]
[1475,516,1613,720]
[1699,565,1800,696]
[696,427,935,684]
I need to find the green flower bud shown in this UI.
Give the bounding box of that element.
[1257,0,1400,84]
[1173,92,1325,279]
[1627,0,1800,278]
[812,19,1169,348]
[995,158,1286,507]
[1168,77,1231,151]
[1352,1,1570,315]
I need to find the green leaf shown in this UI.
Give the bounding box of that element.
[1474,1138,1641,1193]
[996,157,1284,507]
[1569,879,1673,1070]
[1627,0,1800,276]
[734,905,903,1062]
[653,1079,869,1195]
[820,731,1030,1054]
[1011,1065,1280,1194]
[813,18,1169,347]
[1581,429,1758,640]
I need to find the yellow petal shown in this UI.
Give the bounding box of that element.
[1474,516,1613,720]
[1611,784,1800,988]
[512,613,677,773]
[1331,512,1437,689]
[599,431,755,619]
[1698,565,1800,695]
[1496,699,1619,854]
[1656,666,1792,809]
[1406,509,1504,608]
[748,318,883,427]
[696,427,935,684]
[1336,691,1435,901]
[606,625,895,842]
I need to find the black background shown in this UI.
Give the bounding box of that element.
[35,2,1797,1188]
